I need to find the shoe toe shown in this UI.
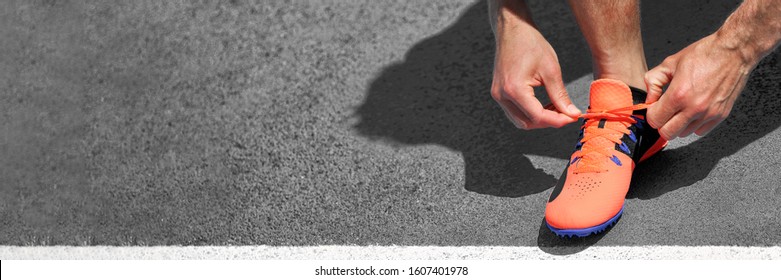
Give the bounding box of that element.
[544,171,628,230]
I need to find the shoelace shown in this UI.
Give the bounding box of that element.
[570,103,652,173]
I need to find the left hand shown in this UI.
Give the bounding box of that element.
[644,33,755,140]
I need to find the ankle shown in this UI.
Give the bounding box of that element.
[592,56,648,90]
[595,72,646,90]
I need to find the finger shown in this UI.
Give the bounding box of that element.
[679,118,707,138]
[543,102,558,112]
[541,67,581,117]
[646,91,682,130]
[694,119,722,136]
[498,99,532,129]
[503,110,527,129]
[658,113,694,140]
[509,90,578,128]
[543,102,577,116]
[644,61,675,103]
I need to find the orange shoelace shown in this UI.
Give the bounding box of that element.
[571,103,652,173]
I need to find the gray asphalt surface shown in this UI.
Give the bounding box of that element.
[1,0,780,253]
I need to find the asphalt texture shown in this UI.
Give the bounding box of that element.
[1,0,780,253]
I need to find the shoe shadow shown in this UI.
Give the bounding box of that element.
[536,218,615,255]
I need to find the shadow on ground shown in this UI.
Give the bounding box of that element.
[628,52,781,199]
[354,1,589,198]
[354,0,781,254]
[535,217,617,255]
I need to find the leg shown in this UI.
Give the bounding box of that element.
[545,1,666,238]
[567,0,646,89]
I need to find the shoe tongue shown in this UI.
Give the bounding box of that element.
[589,79,633,111]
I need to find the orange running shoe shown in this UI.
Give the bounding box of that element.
[545,79,668,238]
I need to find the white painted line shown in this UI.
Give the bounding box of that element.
[1,246,779,260]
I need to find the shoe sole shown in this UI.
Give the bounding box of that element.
[545,207,623,238]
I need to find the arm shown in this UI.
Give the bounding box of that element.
[645,0,781,139]
[488,0,581,130]
[717,0,781,65]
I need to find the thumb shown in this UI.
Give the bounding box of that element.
[542,67,581,118]
[644,59,675,103]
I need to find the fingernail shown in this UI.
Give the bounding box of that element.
[567,104,581,115]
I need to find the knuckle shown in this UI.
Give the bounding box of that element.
[501,81,521,96]
[545,64,562,77]
[691,102,709,115]
[704,109,721,120]
[644,73,654,85]
[677,83,692,94]
[490,89,502,102]
[670,89,687,102]
[491,83,506,102]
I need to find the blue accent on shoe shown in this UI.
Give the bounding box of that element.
[545,207,624,238]
[575,142,583,149]
[570,157,579,165]
[619,142,630,154]
[633,117,644,129]
[611,155,622,166]
[628,131,636,142]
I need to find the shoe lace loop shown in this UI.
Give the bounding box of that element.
[571,103,652,173]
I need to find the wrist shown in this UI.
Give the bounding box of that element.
[713,28,763,67]
[492,0,536,37]
[714,0,781,66]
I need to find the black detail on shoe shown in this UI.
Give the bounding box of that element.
[629,86,647,105]
[632,117,662,162]
[548,165,569,203]
[573,87,663,174]
[610,87,663,163]
[574,120,586,151]
[616,134,636,157]
[612,117,661,164]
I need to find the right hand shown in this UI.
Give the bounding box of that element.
[490,20,581,129]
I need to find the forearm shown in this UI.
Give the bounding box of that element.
[715,0,781,65]
[487,0,535,36]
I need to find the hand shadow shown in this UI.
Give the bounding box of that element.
[354,0,776,254]
[353,0,591,198]
[627,0,781,198]
[629,53,781,199]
